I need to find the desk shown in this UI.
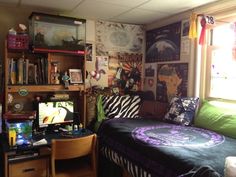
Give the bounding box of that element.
[0,129,93,177]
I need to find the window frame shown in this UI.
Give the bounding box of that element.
[204,21,236,102]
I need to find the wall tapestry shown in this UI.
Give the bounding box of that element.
[156,63,188,103]
[108,52,142,92]
[146,22,181,63]
[96,21,144,56]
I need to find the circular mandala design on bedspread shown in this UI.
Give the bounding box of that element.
[132,125,224,148]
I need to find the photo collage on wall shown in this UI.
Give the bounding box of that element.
[95,20,144,92]
[145,21,189,103]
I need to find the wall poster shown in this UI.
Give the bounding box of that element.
[146,22,181,63]
[95,20,144,90]
[156,63,188,103]
[108,52,142,92]
[143,64,157,98]
[96,21,144,56]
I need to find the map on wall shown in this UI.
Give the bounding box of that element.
[96,21,144,56]
[156,63,188,103]
[146,22,181,63]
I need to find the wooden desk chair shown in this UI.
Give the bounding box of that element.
[51,134,97,177]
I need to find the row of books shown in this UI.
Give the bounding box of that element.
[8,57,48,85]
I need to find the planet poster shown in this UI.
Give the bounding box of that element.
[146,22,181,63]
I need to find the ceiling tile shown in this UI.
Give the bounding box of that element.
[140,0,219,13]
[0,0,223,25]
[21,0,83,11]
[94,0,149,8]
[68,0,131,20]
[0,0,18,3]
[111,8,169,25]
[0,0,19,6]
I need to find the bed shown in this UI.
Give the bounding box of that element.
[98,118,236,177]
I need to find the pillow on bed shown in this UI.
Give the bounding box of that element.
[164,96,199,126]
[102,95,141,118]
[194,100,236,139]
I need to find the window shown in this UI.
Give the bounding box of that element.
[206,22,236,100]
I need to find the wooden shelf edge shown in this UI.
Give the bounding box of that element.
[7,84,85,93]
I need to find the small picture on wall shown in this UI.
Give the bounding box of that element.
[182,20,190,37]
[85,43,93,61]
[69,69,83,84]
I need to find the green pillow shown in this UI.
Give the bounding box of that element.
[97,94,106,122]
[194,100,236,139]
[94,95,106,132]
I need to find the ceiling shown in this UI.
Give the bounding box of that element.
[0,0,220,24]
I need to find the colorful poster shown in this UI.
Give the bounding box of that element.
[156,63,188,103]
[96,21,144,55]
[108,52,142,92]
[146,22,181,63]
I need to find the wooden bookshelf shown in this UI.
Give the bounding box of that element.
[6,84,85,93]
[3,40,87,127]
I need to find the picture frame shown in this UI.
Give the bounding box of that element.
[181,19,190,37]
[69,69,83,84]
[85,43,93,61]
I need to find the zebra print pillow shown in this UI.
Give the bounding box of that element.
[101,95,141,118]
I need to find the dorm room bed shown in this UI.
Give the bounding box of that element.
[98,118,236,177]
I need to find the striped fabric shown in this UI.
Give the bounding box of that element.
[102,95,141,119]
[101,146,151,177]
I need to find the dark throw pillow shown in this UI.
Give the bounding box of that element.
[164,96,199,126]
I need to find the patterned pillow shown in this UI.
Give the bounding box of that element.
[164,97,199,126]
[102,95,141,118]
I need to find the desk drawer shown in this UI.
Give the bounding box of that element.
[9,158,48,177]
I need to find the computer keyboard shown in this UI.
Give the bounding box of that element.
[32,134,45,142]
[60,130,88,137]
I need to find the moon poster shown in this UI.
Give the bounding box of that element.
[146,22,181,63]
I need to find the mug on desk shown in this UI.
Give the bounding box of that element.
[8,129,16,146]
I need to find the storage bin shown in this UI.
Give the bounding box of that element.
[7,34,29,50]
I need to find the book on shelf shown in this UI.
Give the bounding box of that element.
[3,111,36,120]
[34,64,38,84]
[41,58,45,84]
[9,58,17,85]
[28,63,35,84]
[37,57,42,84]
[23,59,29,84]
[17,58,24,84]
[8,56,48,85]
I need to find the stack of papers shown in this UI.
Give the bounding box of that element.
[33,138,47,146]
